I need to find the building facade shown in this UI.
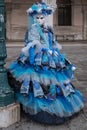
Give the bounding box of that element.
[5,0,87,41]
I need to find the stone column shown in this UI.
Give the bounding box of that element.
[0,0,20,128]
[5,0,12,40]
[83,5,87,40]
[42,0,57,27]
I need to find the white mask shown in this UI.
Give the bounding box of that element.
[34,14,45,26]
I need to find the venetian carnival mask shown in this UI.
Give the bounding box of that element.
[34,14,45,26]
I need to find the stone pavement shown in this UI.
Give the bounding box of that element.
[1,41,87,130]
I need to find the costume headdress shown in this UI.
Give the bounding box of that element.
[26,2,54,48]
[27,2,53,16]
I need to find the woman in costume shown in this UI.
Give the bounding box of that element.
[8,2,84,124]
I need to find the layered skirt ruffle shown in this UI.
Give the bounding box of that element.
[8,48,84,124]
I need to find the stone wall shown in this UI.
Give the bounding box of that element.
[5,0,87,41]
[55,0,86,41]
[5,0,40,40]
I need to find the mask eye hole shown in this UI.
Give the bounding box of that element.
[36,16,44,20]
[40,17,44,19]
[36,17,39,19]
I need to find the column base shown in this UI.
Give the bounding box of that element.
[0,103,20,128]
[0,91,14,107]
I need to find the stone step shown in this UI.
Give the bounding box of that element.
[0,103,20,128]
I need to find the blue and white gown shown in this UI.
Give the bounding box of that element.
[8,23,84,124]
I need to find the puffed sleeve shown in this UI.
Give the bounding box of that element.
[22,24,41,57]
[28,24,40,42]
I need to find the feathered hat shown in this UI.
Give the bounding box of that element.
[27,2,53,16]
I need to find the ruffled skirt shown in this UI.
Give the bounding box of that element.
[8,48,84,124]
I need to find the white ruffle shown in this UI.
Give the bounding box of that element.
[21,40,41,56]
[53,42,62,50]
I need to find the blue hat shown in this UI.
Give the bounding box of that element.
[27,2,53,16]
